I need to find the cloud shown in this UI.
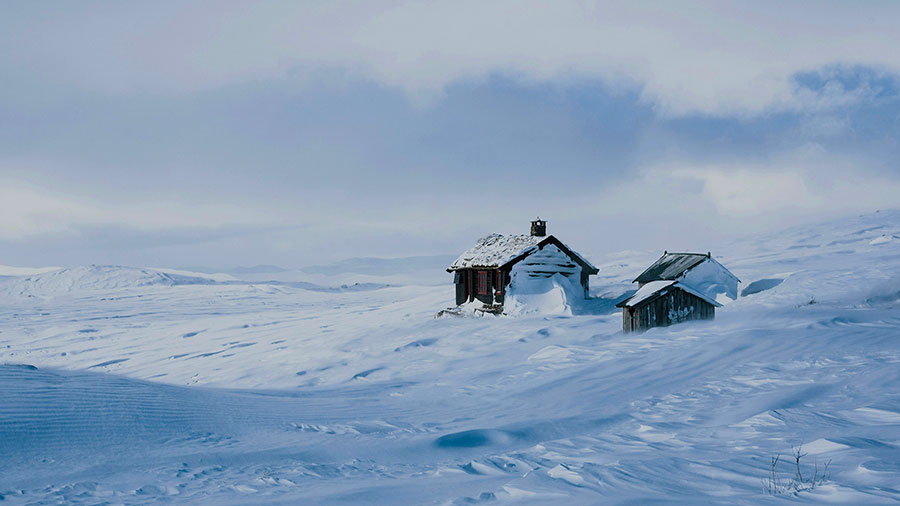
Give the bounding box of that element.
[623,152,900,222]
[0,179,270,241]
[1,3,899,268]
[3,1,900,116]
[0,182,107,240]
[673,168,814,217]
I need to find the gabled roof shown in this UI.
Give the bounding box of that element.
[615,280,722,309]
[447,234,598,274]
[633,252,709,283]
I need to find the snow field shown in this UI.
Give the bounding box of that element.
[0,210,899,504]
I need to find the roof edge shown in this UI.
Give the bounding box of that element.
[498,235,599,274]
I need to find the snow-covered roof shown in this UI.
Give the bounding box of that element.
[447,233,598,272]
[448,233,542,270]
[617,280,674,307]
[616,280,722,308]
[633,253,708,283]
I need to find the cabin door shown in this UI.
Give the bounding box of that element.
[476,270,491,303]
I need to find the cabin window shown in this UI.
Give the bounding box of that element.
[477,270,489,295]
[495,270,503,289]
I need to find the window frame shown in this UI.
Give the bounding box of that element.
[477,270,489,296]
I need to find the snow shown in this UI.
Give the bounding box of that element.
[1,209,900,504]
[869,234,897,245]
[448,233,543,270]
[678,257,740,301]
[150,267,237,283]
[618,279,722,309]
[502,243,589,316]
[620,280,676,307]
[0,265,222,298]
[504,272,579,316]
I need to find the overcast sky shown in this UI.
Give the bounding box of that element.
[2,1,899,269]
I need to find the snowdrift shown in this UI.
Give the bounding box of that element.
[503,271,582,316]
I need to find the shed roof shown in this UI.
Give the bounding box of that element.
[447,234,597,273]
[633,252,709,283]
[616,280,675,308]
[616,280,722,308]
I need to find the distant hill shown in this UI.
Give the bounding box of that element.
[177,265,287,275]
[0,265,220,297]
[227,265,287,274]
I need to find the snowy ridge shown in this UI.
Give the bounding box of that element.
[0,264,393,299]
[0,265,220,297]
[1,210,899,503]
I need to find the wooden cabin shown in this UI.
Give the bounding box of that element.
[617,252,739,333]
[447,219,598,307]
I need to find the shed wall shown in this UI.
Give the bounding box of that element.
[622,287,716,333]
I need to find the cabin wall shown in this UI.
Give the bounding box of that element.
[453,268,505,305]
[622,287,716,333]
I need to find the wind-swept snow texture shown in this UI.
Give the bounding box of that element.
[2,210,900,504]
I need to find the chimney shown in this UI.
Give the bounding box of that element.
[530,217,547,237]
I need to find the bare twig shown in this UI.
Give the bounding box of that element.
[763,444,831,495]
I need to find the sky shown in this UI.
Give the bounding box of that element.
[1,1,899,269]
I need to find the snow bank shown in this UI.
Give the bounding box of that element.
[866,276,900,305]
[504,271,581,316]
[869,234,898,245]
[679,257,739,301]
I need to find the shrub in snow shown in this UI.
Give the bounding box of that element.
[763,445,830,495]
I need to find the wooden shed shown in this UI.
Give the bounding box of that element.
[447,219,598,307]
[617,251,739,333]
[616,280,719,333]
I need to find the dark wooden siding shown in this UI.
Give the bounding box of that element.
[622,286,716,333]
[454,271,466,305]
[453,268,510,305]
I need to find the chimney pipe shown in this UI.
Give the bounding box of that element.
[530,217,546,237]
